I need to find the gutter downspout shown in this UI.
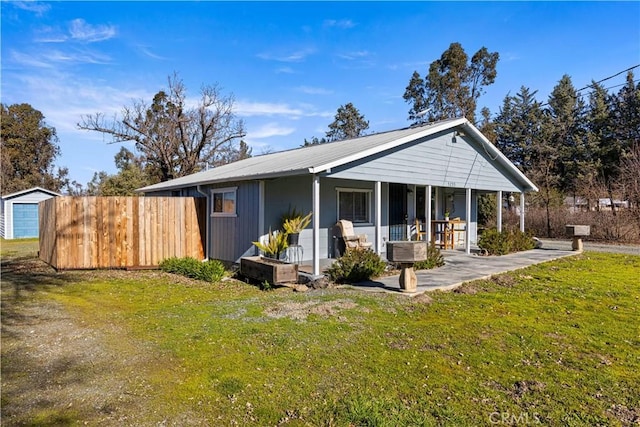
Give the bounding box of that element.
[196,185,210,261]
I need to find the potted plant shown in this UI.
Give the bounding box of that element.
[242,229,297,285]
[252,228,288,259]
[282,210,312,245]
[444,211,450,221]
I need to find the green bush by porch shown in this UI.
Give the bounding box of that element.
[159,257,226,283]
[478,228,536,255]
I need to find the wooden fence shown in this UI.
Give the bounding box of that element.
[39,196,206,270]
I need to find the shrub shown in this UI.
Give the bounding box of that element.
[478,228,535,255]
[413,240,445,270]
[326,249,386,283]
[160,257,226,282]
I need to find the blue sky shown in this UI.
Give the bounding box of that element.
[2,1,639,187]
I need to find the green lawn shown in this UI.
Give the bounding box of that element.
[2,239,639,426]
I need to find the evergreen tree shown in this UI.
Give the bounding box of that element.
[494,86,545,173]
[403,42,499,124]
[325,103,369,141]
[478,107,497,143]
[545,75,590,195]
[302,136,329,147]
[403,71,427,123]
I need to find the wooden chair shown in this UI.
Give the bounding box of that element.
[336,220,373,251]
[432,220,454,249]
[414,219,427,241]
[450,217,466,246]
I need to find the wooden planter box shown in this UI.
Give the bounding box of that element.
[240,256,298,285]
[565,225,590,237]
[386,241,427,293]
[386,241,427,263]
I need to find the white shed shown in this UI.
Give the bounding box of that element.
[1,187,60,239]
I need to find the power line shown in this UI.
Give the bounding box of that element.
[489,65,639,115]
[576,64,640,93]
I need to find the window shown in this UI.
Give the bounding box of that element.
[211,187,237,216]
[337,188,371,223]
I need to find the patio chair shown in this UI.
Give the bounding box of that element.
[450,217,466,246]
[336,220,373,251]
[414,218,427,241]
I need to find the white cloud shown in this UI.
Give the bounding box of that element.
[236,101,334,119]
[323,19,356,29]
[10,47,111,68]
[10,50,54,68]
[276,66,295,74]
[257,48,315,63]
[5,71,151,133]
[135,45,168,60]
[34,25,68,43]
[296,86,333,95]
[248,122,295,139]
[13,1,51,15]
[44,48,111,64]
[338,50,371,61]
[236,101,304,117]
[69,18,116,42]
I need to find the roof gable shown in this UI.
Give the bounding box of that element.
[2,186,61,200]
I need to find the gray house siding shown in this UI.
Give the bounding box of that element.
[327,131,523,192]
[208,181,260,263]
[262,176,388,261]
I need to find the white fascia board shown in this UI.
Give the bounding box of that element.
[2,186,61,199]
[137,169,309,194]
[461,122,539,193]
[308,118,467,174]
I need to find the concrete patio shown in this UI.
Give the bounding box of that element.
[346,246,578,295]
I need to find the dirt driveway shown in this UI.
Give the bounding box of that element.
[1,253,158,426]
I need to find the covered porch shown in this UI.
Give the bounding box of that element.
[306,175,531,276]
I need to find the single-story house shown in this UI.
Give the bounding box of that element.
[565,196,630,212]
[1,186,60,239]
[138,117,538,276]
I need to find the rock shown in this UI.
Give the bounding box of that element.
[294,284,308,292]
[307,277,329,289]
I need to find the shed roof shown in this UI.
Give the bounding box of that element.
[1,186,61,200]
[138,118,538,193]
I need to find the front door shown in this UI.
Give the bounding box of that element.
[388,183,407,241]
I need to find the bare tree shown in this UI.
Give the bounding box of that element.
[78,73,246,182]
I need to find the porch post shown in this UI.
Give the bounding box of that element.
[312,174,320,276]
[520,192,525,232]
[465,187,472,254]
[374,181,382,255]
[496,190,502,232]
[426,185,432,243]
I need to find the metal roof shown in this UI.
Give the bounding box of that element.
[137,117,538,193]
[1,186,61,200]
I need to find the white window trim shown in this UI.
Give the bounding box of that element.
[336,187,373,225]
[211,187,238,217]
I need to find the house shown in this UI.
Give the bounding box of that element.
[138,117,538,276]
[1,187,60,239]
[565,196,630,212]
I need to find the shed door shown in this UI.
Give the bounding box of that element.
[13,203,39,238]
